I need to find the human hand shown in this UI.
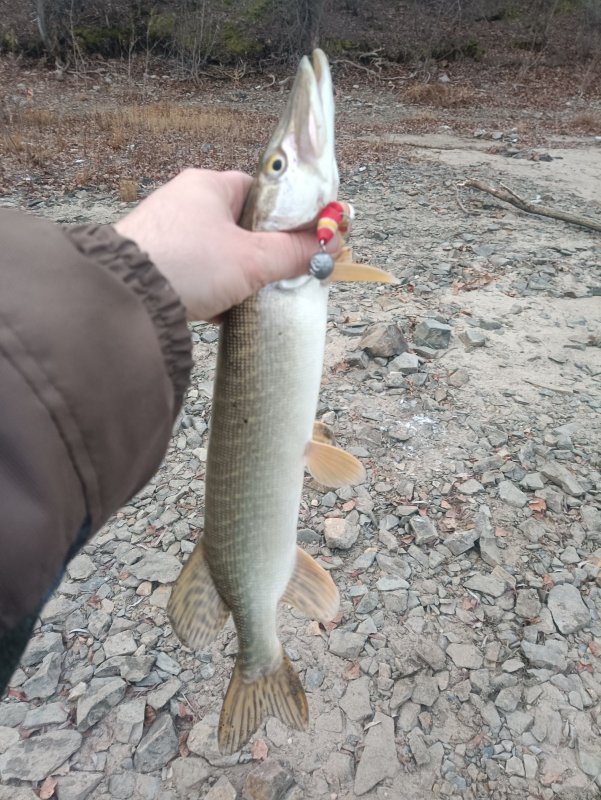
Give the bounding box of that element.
[114,168,340,321]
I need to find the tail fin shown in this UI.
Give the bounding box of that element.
[218,652,308,754]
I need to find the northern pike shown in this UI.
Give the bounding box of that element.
[168,49,392,754]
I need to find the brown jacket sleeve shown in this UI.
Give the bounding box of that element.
[0,210,192,688]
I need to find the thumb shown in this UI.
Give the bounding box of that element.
[248,229,342,288]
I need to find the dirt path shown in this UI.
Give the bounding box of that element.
[1,133,600,800]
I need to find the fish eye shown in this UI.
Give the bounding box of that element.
[264,151,287,177]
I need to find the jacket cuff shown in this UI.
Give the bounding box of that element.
[63,224,192,415]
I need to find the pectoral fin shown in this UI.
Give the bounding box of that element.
[218,651,308,754]
[312,420,336,446]
[167,540,230,650]
[281,546,340,622]
[331,246,396,283]
[305,439,366,487]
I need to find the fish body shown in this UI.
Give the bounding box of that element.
[168,50,376,754]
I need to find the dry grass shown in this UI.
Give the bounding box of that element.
[119,179,138,201]
[404,82,476,109]
[571,108,601,132]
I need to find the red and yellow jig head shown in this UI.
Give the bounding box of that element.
[309,201,355,280]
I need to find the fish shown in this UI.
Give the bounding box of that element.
[168,49,393,755]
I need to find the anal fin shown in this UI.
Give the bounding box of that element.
[167,540,230,650]
[218,651,308,754]
[281,546,340,622]
[305,439,366,487]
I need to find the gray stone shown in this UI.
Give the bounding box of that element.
[205,776,237,800]
[22,702,68,728]
[376,576,408,591]
[187,713,238,767]
[495,686,521,712]
[576,736,601,777]
[0,789,37,800]
[67,554,96,581]
[459,329,487,348]
[323,517,359,550]
[411,675,439,707]
[515,589,541,619]
[498,480,528,508]
[146,677,182,710]
[328,630,367,660]
[77,677,126,731]
[415,639,446,671]
[324,750,354,785]
[547,583,591,634]
[505,756,525,777]
[156,652,181,675]
[0,703,27,727]
[560,545,579,564]
[413,319,452,350]
[56,772,103,800]
[581,505,601,532]
[104,631,138,658]
[520,641,567,671]
[445,530,478,556]
[119,655,156,682]
[0,730,82,781]
[359,323,408,358]
[39,597,78,624]
[446,643,483,670]
[354,712,398,795]
[134,713,178,773]
[130,552,182,583]
[458,478,484,495]
[171,756,210,795]
[21,631,63,667]
[505,710,533,734]
[390,679,413,711]
[22,652,62,699]
[541,461,584,496]
[339,676,372,721]
[0,727,19,754]
[410,516,439,546]
[113,697,146,745]
[464,573,506,598]
[388,352,419,374]
[242,758,294,800]
[407,729,430,766]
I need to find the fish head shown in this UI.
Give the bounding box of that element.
[241,49,339,233]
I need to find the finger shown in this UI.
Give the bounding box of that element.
[248,229,342,289]
[217,170,254,221]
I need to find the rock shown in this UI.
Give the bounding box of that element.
[323,517,359,550]
[76,677,126,731]
[119,655,156,682]
[22,652,62,699]
[129,552,182,583]
[359,323,408,358]
[243,758,294,800]
[328,630,367,660]
[498,480,528,508]
[21,631,63,667]
[55,772,103,800]
[67,553,96,581]
[576,736,601,777]
[134,713,178,773]
[505,710,533,735]
[0,789,38,800]
[324,750,354,785]
[581,505,601,532]
[205,776,237,800]
[104,631,137,658]
[464,573,506,598]
[354,712,398,795]
[187,713,239,767]
[147,677,182,710]
[339,676,372,721]
[156,651,181,675]
[22,702,68,728]
[171,756,210,795]
[411,675,439,707]
[409,516,438,546]
[407,729,430,766]
[515,588,542,619]
[458,478,484,495]
[495,686,521,712]
[505,756,525,777]
[39,597,78,624]
[547,583,591,634]
[0,730,82,781]
[376,576,408,591]
[445,530,478,556]
[0,703,27,727]
[0,727,19,754]
[388,352,419,374]
[520,641,567,671]
[415,639,446,672]
[446,643,483,670]
[113,697,146,745]
[541,461,584,496]
[459,329,487,348]
[413,319,452,350]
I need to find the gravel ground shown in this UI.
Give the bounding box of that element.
[1,134,600,800]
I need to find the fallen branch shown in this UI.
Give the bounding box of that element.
[459,179,601,234]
